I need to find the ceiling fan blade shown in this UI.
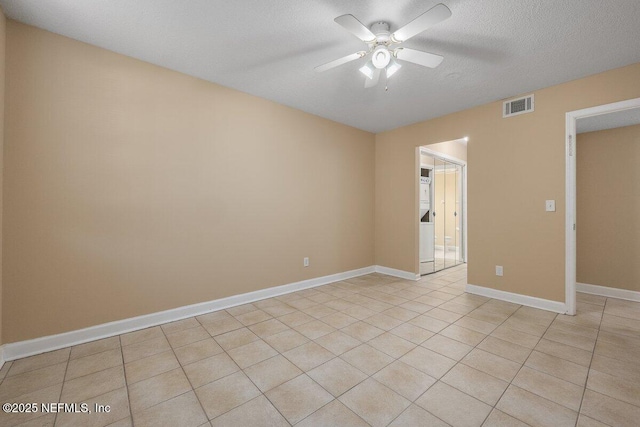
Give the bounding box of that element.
[395,48,444,68]
[335,14,376,43]
[391,3,451,42]
[365,68,381,88]
[314,51,365,73]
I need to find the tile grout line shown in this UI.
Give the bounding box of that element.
[122,333,192,405]
[290,312,439,426]
[362,272,498,425]
[493,298,613,426]
[378,285,489,426]
[238,297,345,426]
[52,346,72,427]
[0,361,13,386]
[195,306,294,425]
[503,300,630,424]
[447,301,526,425]
[385,294,523,427]
[120,332,198,388]
[481,307,560,427]
[158,319,214,426]
[247,303,379,426]
[573,298,605,427]
[3,359,15,379]
[117,335,134,427]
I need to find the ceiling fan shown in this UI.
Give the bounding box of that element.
[315,3,451,88]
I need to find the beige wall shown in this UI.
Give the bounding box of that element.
[376,63,640,302]
[0,9,5,345]
[3,22,375,343]
[577,124,640,292]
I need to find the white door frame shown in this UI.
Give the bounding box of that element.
[565,97,640,315]
[418,145,467,271]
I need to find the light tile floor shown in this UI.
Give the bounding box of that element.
[1,265,639,426]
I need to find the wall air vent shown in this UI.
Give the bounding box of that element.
[503,94,534,118]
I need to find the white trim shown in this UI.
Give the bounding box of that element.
[0,345,5,370]
[466,284,567,314]
[374,265,420,281]
[565,111,577,315]
[565,97,640,316]
[2,266,375,361]
[577,283,640,302]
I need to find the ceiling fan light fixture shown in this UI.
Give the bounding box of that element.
[316,4,452,88]
[386,58,402,78]
[359,61,375,79]
[372,46,391,69]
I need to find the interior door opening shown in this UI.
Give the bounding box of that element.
[418,144,467,276]
[565,97,640,315]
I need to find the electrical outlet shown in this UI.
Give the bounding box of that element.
[303,257,309,267]
[496,265,503,276]
[545,200,556,212]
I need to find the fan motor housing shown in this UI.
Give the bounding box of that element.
[370,21,391,43]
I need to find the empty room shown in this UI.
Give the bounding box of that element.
[0,1,639,427]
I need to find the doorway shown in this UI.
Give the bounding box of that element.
[418,146,466,275]
[565,97,640,314]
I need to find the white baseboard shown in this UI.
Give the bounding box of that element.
[0,345,5,370]
[2,265,376,362]
[466,284,567,314]
[577,283,640,302]
[374,265,420,281]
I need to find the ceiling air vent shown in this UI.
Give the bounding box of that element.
[503,94,534,118]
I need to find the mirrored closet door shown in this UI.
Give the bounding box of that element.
[419,150,465,275]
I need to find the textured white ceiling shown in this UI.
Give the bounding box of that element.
[2,0,639,133]
[578,107,640,134]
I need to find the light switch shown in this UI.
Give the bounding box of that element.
[545,200,556,212]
